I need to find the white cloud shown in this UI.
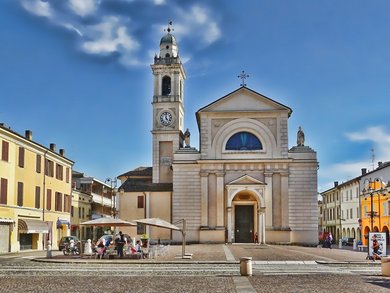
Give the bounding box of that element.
[62,23,83,36]
[82,17,139,56]
[319,125,390,191]
[68,0,98,17]
[174,5,221,46]
[153,0,165,5]
[21,0,52,18]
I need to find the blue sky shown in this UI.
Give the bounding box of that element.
[1,0,390,192]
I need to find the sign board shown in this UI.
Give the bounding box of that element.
[368,232,387,258]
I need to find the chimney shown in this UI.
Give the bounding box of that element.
[49,143,56,152]
[334,181,338,187]
[59,149,65,156]
[361,168,367,175]
[25,130,32,140]
[378,161,383,168]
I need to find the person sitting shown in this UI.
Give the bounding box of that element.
[372,235,381,261]
[96,239,105,259]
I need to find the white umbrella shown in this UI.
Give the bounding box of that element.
[135,218,189,259]
[80,217,137,227]
[134,218,180,231]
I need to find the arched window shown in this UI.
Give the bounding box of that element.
[165,53,170,58]
[225,132,262,151]
[162,76,171,95]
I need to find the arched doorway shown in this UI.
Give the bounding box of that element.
[364,226,370,245]
[225,175,265,244]
[233,192,257,243]
[382,226,389,247]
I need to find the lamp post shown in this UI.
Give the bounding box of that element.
[105,178,118,219]
[362,178,387,239]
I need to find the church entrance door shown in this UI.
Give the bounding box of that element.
[234,205,254,243]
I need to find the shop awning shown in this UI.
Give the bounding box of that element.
[0,218,14,224]
[18,219,49,234]
[56,219,70,228]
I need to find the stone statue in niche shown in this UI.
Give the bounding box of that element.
[297,126,305,147]
[184,128,191,148]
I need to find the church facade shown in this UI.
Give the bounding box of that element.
[118,24,319,245]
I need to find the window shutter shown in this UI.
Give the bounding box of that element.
[0,178,7,204]
[35,186,40,209]
[36,155,41,173]
[17,182,23,206]
[1,141,9,161]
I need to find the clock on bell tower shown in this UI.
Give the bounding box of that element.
[151,21,186,184]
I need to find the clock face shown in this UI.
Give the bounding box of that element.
[160,111,173,126]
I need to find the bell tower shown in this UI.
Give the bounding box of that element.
[151,22,186,183]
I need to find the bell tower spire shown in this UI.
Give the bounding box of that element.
[151,21,186,184]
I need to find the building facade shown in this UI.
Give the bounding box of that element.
[0,125,73,252]
[72,171,115,239]
[70,188,92,240]
[321,183,340,241]
[360,164,390,245]
[119,24,319,245]
[339,178,361,242]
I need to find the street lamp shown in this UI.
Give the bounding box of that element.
[362,178,387,234]
[105,178,118,219]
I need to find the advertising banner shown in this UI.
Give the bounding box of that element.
[368,232,387,258]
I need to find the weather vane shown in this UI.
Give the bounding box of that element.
[237,70,249,87]
[164,20,174,33]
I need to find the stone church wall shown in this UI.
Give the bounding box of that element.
[172,163,201,242]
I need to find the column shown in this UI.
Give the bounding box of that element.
[145,192,150,236]
[216,172,225,227]
[200,172,209,227]
[261,212,266,244]
[264,172,273,227]
[280,173,289,228]
[227,206,232,243]
[257,209,261,244]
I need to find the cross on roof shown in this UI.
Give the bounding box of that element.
[237,70,249,87]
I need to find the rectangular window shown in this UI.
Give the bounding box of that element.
[18,147,25,168]
[71,206,74,217]
[63,194,70,212]
[356,187,359,198]
[1,141,9,161]
[82,208,85,219]
[35,186,40,209]
[46,189,52,210]
[56,164,63,180]
[364,206,368,217]
[55,192,62,211]
[357,207,359,219]
[78,207,81,218]
[17,182,23,206]
[350,208,353,218]
[0,178,7,204]
[45,159,54,177]
[66,167,70,183]
[137,196,144,208]
[36,154,41,173]
[350,190,352,200]
[383,202,387,216]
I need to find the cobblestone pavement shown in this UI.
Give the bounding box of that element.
[0,244,388,292]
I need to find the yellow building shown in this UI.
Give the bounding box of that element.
[0,124,73,252]
[361,175,390,246]
[70,189,92,241]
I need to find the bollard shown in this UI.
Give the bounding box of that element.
[381,256,390,277]
[240,257,252,276]
[353,239,357,250]
[339,239,342,249]
[85,239,92,254]
[46,241,52,259]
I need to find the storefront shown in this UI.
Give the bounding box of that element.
[0,218,14,253]
[18,218,49,250]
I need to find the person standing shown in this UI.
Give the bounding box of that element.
[117,231,125,258]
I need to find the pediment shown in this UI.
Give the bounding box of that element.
[226,174,265,186]
[197,87,292,115]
